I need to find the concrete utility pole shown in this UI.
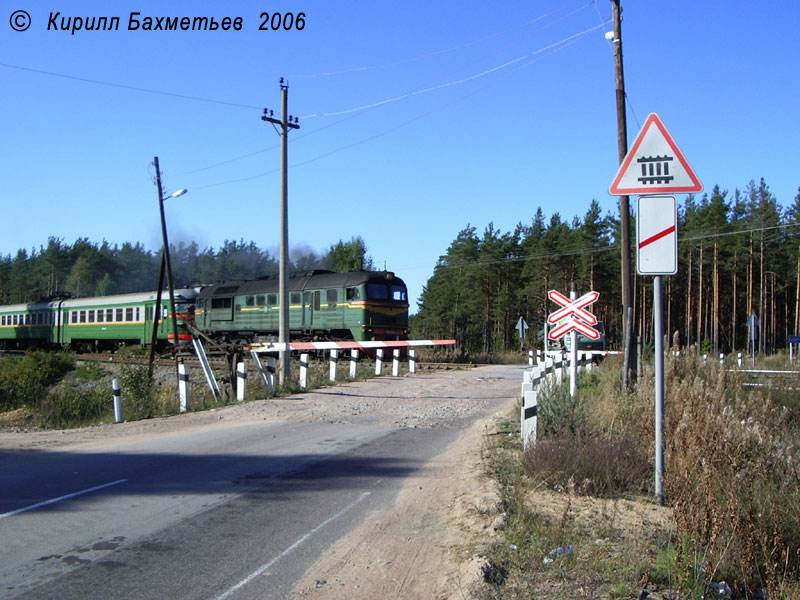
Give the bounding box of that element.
[611,0,635,387]
[262,79,300,385]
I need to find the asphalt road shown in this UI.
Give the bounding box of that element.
[0,365,523,599]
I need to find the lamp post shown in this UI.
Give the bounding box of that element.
[151,156,187,368]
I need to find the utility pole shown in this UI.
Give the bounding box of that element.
[154,156,180,372]
[611,0,635,387]
[262,79,300,385]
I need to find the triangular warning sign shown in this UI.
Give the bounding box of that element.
[609,113,702,195]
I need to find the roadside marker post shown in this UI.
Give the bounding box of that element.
[350,349,359,378]
[392,349,401,376]
[178,363,191,412]
[408,349,417,374]
[375,349,384,375]
[112,377,123,423]
[236,362,247,402]
[299,353,309,389]
[329,350,339,382]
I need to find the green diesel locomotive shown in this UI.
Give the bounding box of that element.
[194,270,409,342]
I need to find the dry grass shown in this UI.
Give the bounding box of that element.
[478,352,800,599]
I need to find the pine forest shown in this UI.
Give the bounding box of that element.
[414,179,800,357]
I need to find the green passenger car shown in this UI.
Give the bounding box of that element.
[194,270,409,342]
[0,289,198,350]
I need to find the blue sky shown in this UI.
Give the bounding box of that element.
[2,1,799,312]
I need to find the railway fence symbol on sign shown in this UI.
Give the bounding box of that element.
[609,113,703,196]
[637,195,678,275]
[547,290,600,340]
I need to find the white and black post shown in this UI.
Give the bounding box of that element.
[178,363,190,412]
[112,377,123,423]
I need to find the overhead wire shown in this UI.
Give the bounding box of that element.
[186,2,601,177]
[294,0,594,78]
[192,19,610,190]
[0,61,261,110]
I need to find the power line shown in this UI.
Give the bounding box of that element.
[191,21,609,190]
[294,0,594,78]
[0,62,261,110]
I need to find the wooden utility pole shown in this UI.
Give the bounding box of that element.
[262,79,300,385]
[612,0,635,386]
[154,157,180,369]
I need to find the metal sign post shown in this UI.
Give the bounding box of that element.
[747,312,760,367]
[516,316,528,348]
[653,275,665,504]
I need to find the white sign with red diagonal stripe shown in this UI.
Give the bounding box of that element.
[637,195,678,275]
[547,290,600,340]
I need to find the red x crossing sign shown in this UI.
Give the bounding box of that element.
[547,290,600,340]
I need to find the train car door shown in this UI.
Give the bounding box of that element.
[302,291,314,329]
[210,296,234,322]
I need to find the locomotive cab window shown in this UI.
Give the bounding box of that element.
[346,287,360,301]
[291,292,301,305]
[391,285,407,302]
[256,295,265,306]
[246,296,255,307]
[367,283,388,300]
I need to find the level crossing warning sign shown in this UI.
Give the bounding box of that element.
[546,290,600,340]
[609,113,702,195]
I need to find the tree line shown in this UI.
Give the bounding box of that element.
[0,236,373,304]
[413,179,800,356]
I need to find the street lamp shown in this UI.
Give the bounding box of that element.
[148,156,187,375]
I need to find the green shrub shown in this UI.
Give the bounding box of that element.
[536,379,586,437]
[118,364,158,419]
[0,351,75,411]
[39,384,111,428]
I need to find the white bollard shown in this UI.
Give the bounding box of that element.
[178,363,190,413]
[350,349,359,378]
[737,352,743,367]
[236,362,246,402]
[375,349,384,375]
[112,377,123,423]
[521,389,537,450]
[408,349,416,374]
[528,350,534,367]
[329,350,339,382]
[719,353,724,365]
[392,349,400,376]
[299,353,309,389]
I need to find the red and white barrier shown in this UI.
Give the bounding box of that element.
[248,339,456,352]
